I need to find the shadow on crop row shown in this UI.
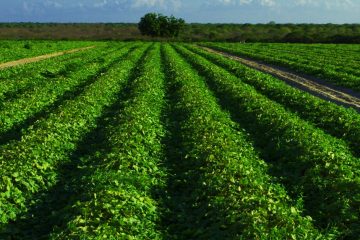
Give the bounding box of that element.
[0,46,135,147]
[159,49,225,239]
[0,46,144,240]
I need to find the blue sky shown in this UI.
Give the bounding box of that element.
[0,0,359,23]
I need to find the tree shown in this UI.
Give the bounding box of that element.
[168,15,185,37]
[138,13,160,36]
[138,13,185,38]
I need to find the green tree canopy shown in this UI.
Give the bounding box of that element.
[138,13,185,38]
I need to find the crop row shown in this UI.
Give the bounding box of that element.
[249,43,360,62]
[49,43,167,239]
[0,40,99,63]
[184,44,360,156]
[162,44,326,239]
[235,43,360,67]
[0,45,89,80]
[174,44,360,239]
[0,43,133,140]
[0,43,149,226]
[217,43,360,73]
[0,43,123,103]
[0,42,359,239]
[201,43,360,92]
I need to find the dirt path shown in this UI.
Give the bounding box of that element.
[201,46,360,112]
[0,46,96,70]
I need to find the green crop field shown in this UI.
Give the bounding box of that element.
[0,40,97,63]
[201,42,360,92]
[0,41,359,239]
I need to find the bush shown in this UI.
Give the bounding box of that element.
[23,42,32,49]
[138,13,185,38]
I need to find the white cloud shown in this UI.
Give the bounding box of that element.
[215,0,357,8]
[295,0,354,8]
[131,0,182,9]
[19,0,360,14]
[324,0,354,9]
[218,0,235,5]
[38,0,182,10]
[22,2,39,13]
[15,0,359,10]
[260,0,275,7]
[44,0,63,8]
[217,0,253,5]
[216,0,276,7]
[94,0,108,8]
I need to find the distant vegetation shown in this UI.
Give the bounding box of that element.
[186,23,360,43]
[0,22,359,43]
[138,13,185,37]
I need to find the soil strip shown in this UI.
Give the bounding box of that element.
[0,46,96,70]
[201,46,360,112]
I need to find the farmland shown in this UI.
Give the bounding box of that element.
[201,42,360,92]
[0,41,97,63]
[0,41,359,239]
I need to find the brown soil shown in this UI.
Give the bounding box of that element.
[201,46,360,112]
[0,46,96,70]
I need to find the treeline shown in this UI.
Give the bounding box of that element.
[0,23,142,41]
[186,23,360,43]
[0,22,360,43]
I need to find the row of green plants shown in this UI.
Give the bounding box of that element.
[262,43,360,51]
[185,44,360,156]
[173,44,360,239]
[0,44,122,103]
[201,43,360,92]
[0,44,91,78]
[234,43,360,69]
[0,40,99,63]
[264,43,360,64]
[0,44,149,226]
[211,43,360,74]
[50,43,167,239]
[162,44,327,239]
[0,44,133,137]
[270,44,359,59]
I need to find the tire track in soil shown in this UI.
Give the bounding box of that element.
[0,46,96,70]
[201,46,360,112]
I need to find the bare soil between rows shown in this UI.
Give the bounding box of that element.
[0,46,96,70]
[202,46,360,112]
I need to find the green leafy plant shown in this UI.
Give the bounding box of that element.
[138,13,185,38]
[162,44,327,239]
[0,43,149,227]
[174,44,360,239]
[51,43,167,240]
[201,42,360,92]
[185,44,360,156]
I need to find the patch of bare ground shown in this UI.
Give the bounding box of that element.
[0,46,96,70]
[202,46,360,112]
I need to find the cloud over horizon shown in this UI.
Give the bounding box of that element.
[0,0,359,23]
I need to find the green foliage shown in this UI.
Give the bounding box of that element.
[51,43,167,239]
[202,42,360,92]
[186,44,360,156]
[182,23,360,43]
[1,23,360,42]
[0,40,96,63]
[0,41,359,239]
[0,43,148,227]
[162,44,327,239]
[138,13,185,38]
[23,42,31,49]
[138,13,160,37]
[0,44,130,138]
[173,44,360,239]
